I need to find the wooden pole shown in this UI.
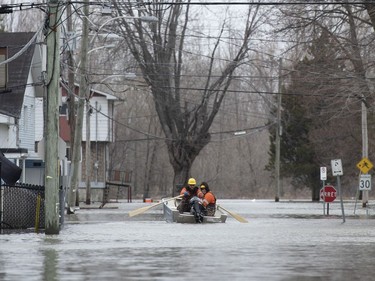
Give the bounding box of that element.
[45,0,61,234]
[275,58,282,202]
[361,101,368,207]
[65,0,77,213]
[337,176,346,223]
[85,100,91,204]
[68,0,89,212]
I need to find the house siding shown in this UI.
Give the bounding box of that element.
[81,142,107,183]
[0,123,10,147]
[18,76,36,153]
[82,96,112,142]
[0,33,47,186]
[0,116,16,148]
[34,98,44,142]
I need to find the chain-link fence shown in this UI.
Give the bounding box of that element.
[0,184,45,231]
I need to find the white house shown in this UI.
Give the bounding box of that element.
[59,84,117,201]
[0,32,117,203]
[0,32,45,185]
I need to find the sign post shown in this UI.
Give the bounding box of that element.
[331,159,345,223]
[320,167,327,215]
[354,158,373,213]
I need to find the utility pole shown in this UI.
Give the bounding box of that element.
[45,0,61,234]
[66,1,76,161]
[85,99,91,204]
[68,0,89,213]
[275,58,282,202]
[361,99,369,207]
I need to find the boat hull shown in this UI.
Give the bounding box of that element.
[163,198,227,224]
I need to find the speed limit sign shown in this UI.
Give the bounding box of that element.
[320,167,327,181]
[359,174,371,191]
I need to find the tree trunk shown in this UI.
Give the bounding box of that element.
[312,185,320,202]
[172,164,191,197]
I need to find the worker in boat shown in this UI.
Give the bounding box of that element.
[200,182,216,216]
[177,177,203,214]
[189,196,204,223]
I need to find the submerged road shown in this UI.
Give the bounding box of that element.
[1,199,375,280]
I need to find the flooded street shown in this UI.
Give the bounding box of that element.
[2,199,375,280]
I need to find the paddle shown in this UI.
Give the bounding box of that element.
[128,195,183,217]
[217,205,248,223]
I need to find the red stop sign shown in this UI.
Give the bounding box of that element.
[320,185,337,203]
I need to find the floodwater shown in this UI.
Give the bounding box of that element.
[1,199,375,281]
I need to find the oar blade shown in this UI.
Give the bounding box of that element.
[229,212,248,223]
[218,205,248,223]
[128,205,154,217]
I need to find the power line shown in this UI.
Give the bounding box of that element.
[0,29,42,66]
[139,1,375,5]
[91,101,271,142]
[3,0,374,15]
[153,85,375,99]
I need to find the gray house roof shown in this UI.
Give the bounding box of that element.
[0,32,36,118]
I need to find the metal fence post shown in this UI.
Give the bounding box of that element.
[59,186,65,227]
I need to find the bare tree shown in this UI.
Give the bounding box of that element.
[109,1,264,194]
[365,0,375,31]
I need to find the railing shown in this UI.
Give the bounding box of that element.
[103,181,132,204]
[108,170,132,183]
[100,170,133,207]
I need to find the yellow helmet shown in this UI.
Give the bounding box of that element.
[188,178,196,185]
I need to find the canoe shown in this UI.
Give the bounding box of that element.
[162,197,227,224]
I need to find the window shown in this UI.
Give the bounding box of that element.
[60,103,68,115]
[23,105,28,128]
[66,147,71,160]
[0,47,7,89]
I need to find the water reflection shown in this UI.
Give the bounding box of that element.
[43,248,58,281]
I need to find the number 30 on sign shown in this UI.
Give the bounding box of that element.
[359,174,371,191]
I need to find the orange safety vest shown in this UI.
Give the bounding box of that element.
[202,191,216,207]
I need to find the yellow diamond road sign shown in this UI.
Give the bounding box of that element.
[357,157,374,174]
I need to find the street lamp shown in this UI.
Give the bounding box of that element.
[94,15,158,34]
[74,44,116,74]
[90,15,158,47]
[99,73,136,83]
